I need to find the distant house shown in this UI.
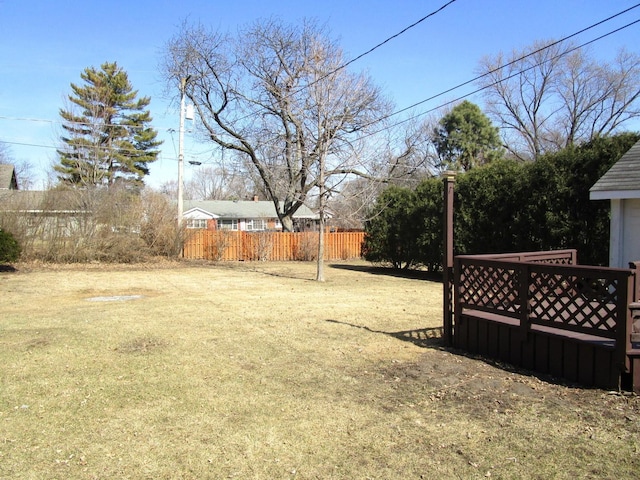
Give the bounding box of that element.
[0,164,18,190]
[590,140,640,268]
[183,198,319,232]
[0,189,92,238]
[1,165,91,238]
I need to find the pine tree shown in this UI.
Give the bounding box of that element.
[56,62,161,188]
[433,100,504,172]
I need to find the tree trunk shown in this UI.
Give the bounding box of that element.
[316,156,326,282]
[281,215,294,233]
[316,211,325,282]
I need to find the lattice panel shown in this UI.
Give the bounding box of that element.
[529,271,619,333]
[459,264,521,314]
[530,256,573,265]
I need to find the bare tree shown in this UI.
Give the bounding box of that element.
[0,141,35,189]
[327,116,439,230]
[0,142,11,164]
[161,19,392,235]
[186,164,254,200]
[477,40,640,160]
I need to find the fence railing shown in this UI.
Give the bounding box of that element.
[183,230,365,262]
[454,250,637,369]
[462,249,578,264]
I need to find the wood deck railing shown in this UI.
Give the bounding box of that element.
[452,249,639,390]
[461,249,577,265]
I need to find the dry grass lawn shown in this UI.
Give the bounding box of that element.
[1,260,639,479]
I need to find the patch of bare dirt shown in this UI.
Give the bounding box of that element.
[116,335,167,354]
[374,346,640,427]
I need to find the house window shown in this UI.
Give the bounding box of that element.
[217,219,238,230]
[245,219,266,231]
[186,219,208,229]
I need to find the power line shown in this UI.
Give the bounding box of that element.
[359,3,640,130]
[228,11,640,161]
[0,138,201,165]
[203,7,640,161]
[180,2,640,163]
[0,3,458,154]
[3,4,639,163]
[0,114,173,132]
[356,17,640,143]
[343,0,457,69]
[0,1,464,158]
[4,13,637,162]
[200,1,459,128]
[0,140,54,150]
[298,0,458,92]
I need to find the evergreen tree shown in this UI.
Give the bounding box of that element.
[0,228,20,264]
[362,185,421,269]
[56,62,161,188]
[433,100,503,171]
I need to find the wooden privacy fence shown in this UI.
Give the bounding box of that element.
[183,230,365,262]
[451,249,640,391]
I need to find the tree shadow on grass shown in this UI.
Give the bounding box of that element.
[325,319,444,349]
[329,263,442,282]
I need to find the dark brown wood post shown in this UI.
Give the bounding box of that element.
[629,301,640,394]
[519,263,531,342]
[630,261,640,302]
[616,270,634,384]
[443,171,456,347]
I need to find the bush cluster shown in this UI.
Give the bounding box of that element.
[0,188,184,263]
[363,133,640,269]
[0,228,21,264]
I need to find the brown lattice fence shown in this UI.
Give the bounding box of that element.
[453,249,638,390]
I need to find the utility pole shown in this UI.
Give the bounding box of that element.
[177,77,188,228]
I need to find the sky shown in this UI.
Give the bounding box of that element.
[1,0,639,190]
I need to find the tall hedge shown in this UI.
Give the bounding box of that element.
[455,159,527,255]
[363,133,640,269]
[413,178,444,270]
[362,185,421,269]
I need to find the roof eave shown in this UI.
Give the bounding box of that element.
[589,189,640,200]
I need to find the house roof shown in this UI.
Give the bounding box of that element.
[0,164,18,190]
[183,200,318,219]
[590,140,640,200]
[183,207,219,220]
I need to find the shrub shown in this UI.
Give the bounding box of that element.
[363,132,640,269]
[139,191,185,257]
[293,233,318,261]
[0,228,21,263]
[362,185,421,269]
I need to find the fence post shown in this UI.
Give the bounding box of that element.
[629,299,640,394]
[630,261,640,301]
[615,270,633,379]
[520,263,531,342]
[630,302,640,345]
[443,171,456,347]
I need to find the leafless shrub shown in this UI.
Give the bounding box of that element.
[207,231,234,261]
[139,191,184,257]
[294,233,318,261]
[249,232,273,261]
[2,187,174,263]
